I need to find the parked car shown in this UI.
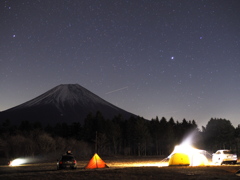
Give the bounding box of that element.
[212,150,237,165]
[57,151,77,170]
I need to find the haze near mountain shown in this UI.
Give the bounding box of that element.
[0,84,136,125]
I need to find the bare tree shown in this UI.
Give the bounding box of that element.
[36,133,56,154]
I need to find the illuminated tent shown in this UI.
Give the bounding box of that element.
[169,153,190,166]
[168,145,209,166]
[85,153,109,169]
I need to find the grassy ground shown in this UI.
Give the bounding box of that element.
[0,156,240,180]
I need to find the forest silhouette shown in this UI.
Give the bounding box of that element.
[1,112,239,160]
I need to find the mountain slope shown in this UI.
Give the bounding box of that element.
[0,84,136,125]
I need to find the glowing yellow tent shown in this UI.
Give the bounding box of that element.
[85,153,109,169]
[168,145,209,166]
[169,153,190,166]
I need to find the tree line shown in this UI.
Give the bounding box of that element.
[0,112,240,160]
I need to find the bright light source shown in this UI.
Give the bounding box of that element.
[168,130,209,166]
[169,144,209,166]
[9,158,27,166]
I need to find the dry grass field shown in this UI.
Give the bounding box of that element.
[1,156,240,180]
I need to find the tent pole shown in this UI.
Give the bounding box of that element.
[95,131,98,153]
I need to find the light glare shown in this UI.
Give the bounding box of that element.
[9,158,27,166]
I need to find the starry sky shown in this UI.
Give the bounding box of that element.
[1,0,240,128]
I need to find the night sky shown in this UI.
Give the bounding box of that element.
[1,0,240,128]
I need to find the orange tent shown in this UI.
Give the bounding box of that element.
[85,153,109,169]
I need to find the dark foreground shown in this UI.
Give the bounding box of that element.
[1,157,240,180]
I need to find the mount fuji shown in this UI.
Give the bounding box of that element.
[0,84,137,125]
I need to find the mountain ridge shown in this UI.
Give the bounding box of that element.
[0,84,137,125]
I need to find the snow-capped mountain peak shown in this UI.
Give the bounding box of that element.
[0,84,135,125]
